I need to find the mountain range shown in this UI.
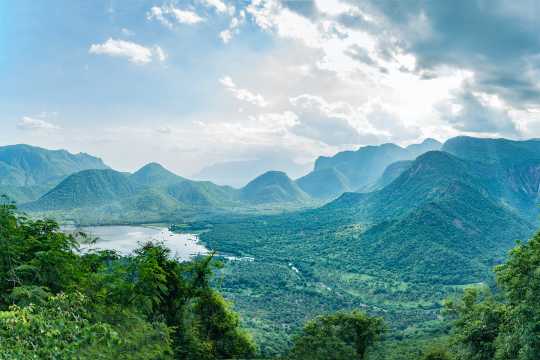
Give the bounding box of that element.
[4,136,540,349]
[0,144,109,204]
[198,137,540,347]
[1,138,441,222]
[4,136,540,232]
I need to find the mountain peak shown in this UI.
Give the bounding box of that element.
[132,162,184,186]
[241,170,309,204]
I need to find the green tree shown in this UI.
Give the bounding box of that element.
[421,345,453,360]
[494,232,540,360]
[445,288,505,360]
[288,310,385,360]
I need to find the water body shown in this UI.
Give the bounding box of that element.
[71,225,209,261]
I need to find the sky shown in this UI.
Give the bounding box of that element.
[2,0,540,181]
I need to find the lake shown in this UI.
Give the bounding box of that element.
[70,225,209,261]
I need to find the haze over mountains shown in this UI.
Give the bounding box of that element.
[5,137,540,228]
[1,138,442,221]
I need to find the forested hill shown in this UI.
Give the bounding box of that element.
[0,144,109,187]
[199,139,540,355]
[297,138,441,199]
[0,144,110,204]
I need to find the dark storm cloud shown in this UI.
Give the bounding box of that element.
[349,0,540,109]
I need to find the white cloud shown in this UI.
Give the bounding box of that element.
[219,76,269,107]
[147,5,204,28]
[89,39,165,64]
[220,10,245,43]
[199,0,234,14]
[17,117,60,131]
[247,0,323,48]
[154,46,167,62]
[121,28,135,36]
[289,94,377,145]
[315,0,354,16]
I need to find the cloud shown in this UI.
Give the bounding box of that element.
[153,46,167,62]
[314,0,354,16]
[17,117,60,131]
[220,10,245,43]
[438,88,519,136]
[246,0,324,48]
[121,28,134,36]
[219,76,269,107]
[199,0,234,14]
[89,39,165,64]
[289,94,379,145]
[147,5,204,28]
[362,103,422,142]
[357,0,540,109]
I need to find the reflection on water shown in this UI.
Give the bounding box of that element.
[68,225,209,261]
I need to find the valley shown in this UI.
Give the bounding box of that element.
[3,136,540,358]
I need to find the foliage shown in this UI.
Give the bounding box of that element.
[447,230,540,360]
[0,200,256,359]
[0,292,122,360]
[288,310,385,360]
[445,288,505,360]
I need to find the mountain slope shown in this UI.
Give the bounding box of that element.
[240,171,310,204]
[201,143,538,346]
[195,158,312,188]
[131,162,185,187]
[0,144,109,186]
[296,167,351,199]
[166,180,239,207]
[442,136,540,166]
[24,169,139,210]
[303,138,441,198]
[371,160,412,190]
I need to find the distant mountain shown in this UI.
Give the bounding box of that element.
[23,161,242,220]
[194,158,312,188]
[0,144,109,204]
[131,162,185,187]
[0,144,109,187]
[298,138,441,199]
[328,150,535,282]
[25,169,139,210]
[166,180,239,207]
[296,167,351,199]
[371,160,412,190]
[240,171,310,204]
[443,136,540,166]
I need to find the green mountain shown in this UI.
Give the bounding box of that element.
[24,169,139,210]
[200,144,539,350]
[0,144,109,203]
[442,136,540,165]
[166,180,239,207]
[336,151,533,281]
[131,162,186,187]
[299,138,441,199]
[371,160,412,190]
[296,167,351,199]
[0,144,109,186]
[240,171,310,204]
[22,162,242,222]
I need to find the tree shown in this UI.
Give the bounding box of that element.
[421,345,453,360]
[494,232,540,360]
[445,287,505,360]
[0,202,256,359]
[288,310,385,360]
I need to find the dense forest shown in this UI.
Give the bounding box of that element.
[1,195,540,359]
